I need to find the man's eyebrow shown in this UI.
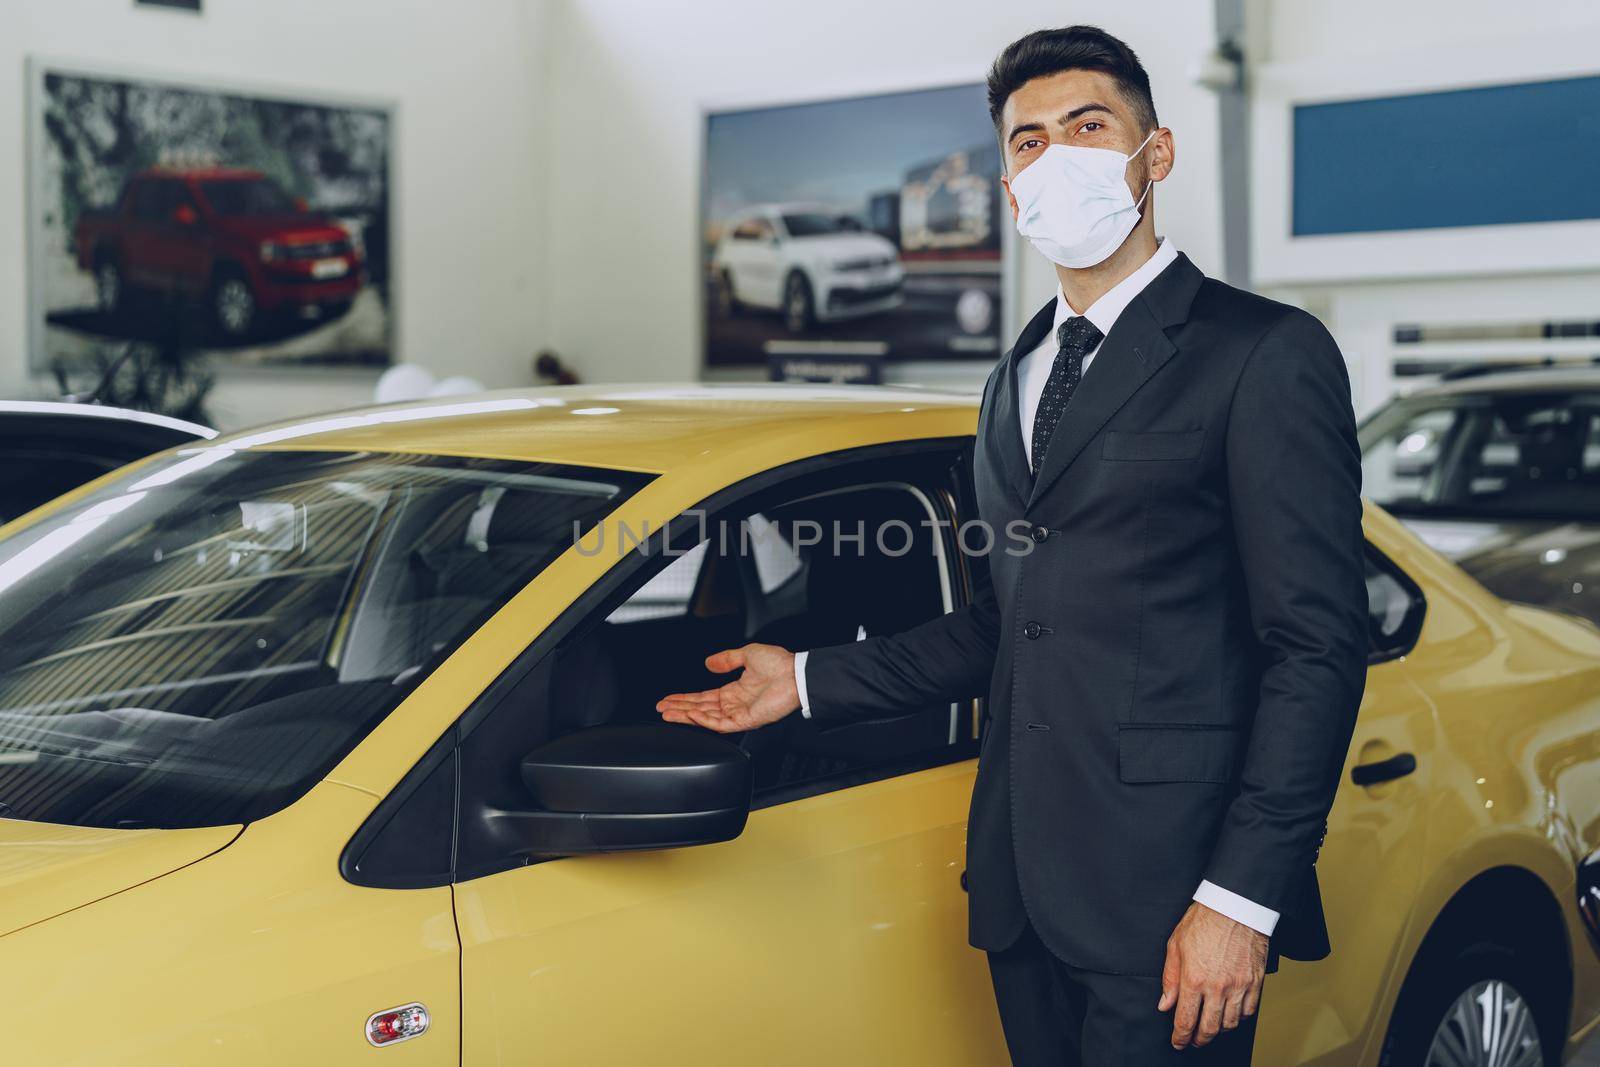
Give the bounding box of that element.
[1005,120,1047,146]
[1006,103,1116,147]
[1063,102,1116,124]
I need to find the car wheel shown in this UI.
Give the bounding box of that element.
[715,270,741,317]
[1381,943,1557,1067]
[783,272,815,333]
[94,257,124,318]
[211,269,257,338]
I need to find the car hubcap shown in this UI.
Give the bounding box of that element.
[96,265,119,311]
[1424,979,1543,1067]
[217,280,254,333]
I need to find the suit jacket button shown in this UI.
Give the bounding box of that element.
[1029,524,1050,543]
[1024,621,1043,639]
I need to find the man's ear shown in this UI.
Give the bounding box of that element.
[1147,127,1176,183]
[1000,175,1019,222]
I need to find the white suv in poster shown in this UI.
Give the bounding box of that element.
[712,205,905,333]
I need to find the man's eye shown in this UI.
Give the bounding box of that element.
[1019,138,1044,152]
[1079,121,1103,134]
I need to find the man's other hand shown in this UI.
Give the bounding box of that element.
[1158,901,1268,1049]
[655,643,800,733]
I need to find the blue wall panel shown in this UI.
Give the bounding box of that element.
[1292,75,1600,236]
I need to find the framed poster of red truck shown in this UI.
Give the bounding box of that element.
[26,59,394,373]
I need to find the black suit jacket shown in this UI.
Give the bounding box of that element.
[805,253,1368,976]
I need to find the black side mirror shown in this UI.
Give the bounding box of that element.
[511,723,752,855]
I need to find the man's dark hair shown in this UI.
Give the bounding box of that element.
[986,26,1158,136]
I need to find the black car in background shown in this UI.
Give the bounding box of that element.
[0,402,214,525]
[1360,364,1600,627]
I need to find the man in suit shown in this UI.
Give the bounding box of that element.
[658,25,1368,1065]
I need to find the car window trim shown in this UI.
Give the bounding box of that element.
[1366,541,1427,665]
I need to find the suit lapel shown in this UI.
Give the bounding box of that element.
[1026,254,1204,510]
[990,298,1057,507]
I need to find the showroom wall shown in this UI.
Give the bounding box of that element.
[1246,0,1600,416]
[0,0,550,429]
[540,0,1226,389]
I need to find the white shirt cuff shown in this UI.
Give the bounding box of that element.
[1193,880,1279,937]
[794,650,811,719]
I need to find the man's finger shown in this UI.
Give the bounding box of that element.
[656,691,722,713]
[683,706,739,733]
[1171,986,1200,1049]
[1221,987,1245,1031]
[1194,989,1224,1046]
[1242,974,1263,1018]
[1157,943,1180,1012]
[705,647,748,674]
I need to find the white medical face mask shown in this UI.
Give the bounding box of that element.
[1009,128,1158,269]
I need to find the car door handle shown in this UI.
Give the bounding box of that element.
[1350,752,1417,787]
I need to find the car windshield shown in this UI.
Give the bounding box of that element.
[781,213,847,237]
[200,177,298,217]
[0,449,648,829]
[1359,390,1600,520]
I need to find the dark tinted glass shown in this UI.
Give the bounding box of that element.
[131,179,177,221]
[200,177,297,217]
[781,213,846,237]
[1364,551,1423,660]
[0,452,113,525]
[0,449,647,829]
[1360,391,1600,519]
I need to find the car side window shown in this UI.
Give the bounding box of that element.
[131,179,170,221]
[0,448,114,525]
[1366,547,1426,662]
[573,483,963,800]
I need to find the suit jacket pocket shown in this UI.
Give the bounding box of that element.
[1101,429,1205,461]
[1117,723,1241,783]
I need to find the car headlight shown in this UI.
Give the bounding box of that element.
[259,241,283,263]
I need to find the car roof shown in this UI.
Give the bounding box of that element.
[1403,364,1600,400]
[205,384,981,474]
[0,401,216,439]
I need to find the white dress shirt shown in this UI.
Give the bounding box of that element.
[1017,237,1178,468]
[793,237,1278,937]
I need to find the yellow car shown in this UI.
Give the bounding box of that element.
[0,386,1597,1066]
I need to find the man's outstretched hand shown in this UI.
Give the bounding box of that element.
[655,643,800,733]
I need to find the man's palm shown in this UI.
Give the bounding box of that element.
[656,643,800,733]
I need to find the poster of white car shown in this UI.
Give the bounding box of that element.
[703,83,1003,368]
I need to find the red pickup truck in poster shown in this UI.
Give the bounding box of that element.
[74,167,363,339]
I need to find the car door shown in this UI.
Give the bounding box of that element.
[1254,545,1435,1066]
[741,215,783,307]
[122,177,169,287]
[450,445,1007,1064]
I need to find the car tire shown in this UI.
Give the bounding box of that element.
[715,270,742,318]
[94,254,125,319]
[783,271,815,333]
[1380,940,1560,1067]
[211,266,257,339]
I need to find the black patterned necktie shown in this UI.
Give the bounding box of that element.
[1031,316,1104,475]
